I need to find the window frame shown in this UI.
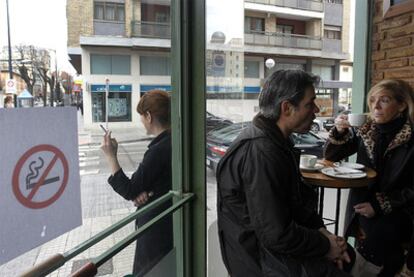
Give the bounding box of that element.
[383,0,414,18]
[93,1,125,22]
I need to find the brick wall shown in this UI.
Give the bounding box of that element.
[371,0,414,88]
[66,0,93,47]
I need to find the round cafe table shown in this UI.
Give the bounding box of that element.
[301,160,377,235]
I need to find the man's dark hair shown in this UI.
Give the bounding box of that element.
[259,69,320,120]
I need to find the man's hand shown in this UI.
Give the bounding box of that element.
[319,228,350,269]
[354,202,375,218]
[399,264,414,277]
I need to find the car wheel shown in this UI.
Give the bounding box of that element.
[311,123,320,132]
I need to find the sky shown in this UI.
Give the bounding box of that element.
[0,0,76,73]
[206,0,244,43]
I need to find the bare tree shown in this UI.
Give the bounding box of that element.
[13,45,37,93]
[13,45,55,106]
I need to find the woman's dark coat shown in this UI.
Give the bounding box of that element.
[325,119,414,269]
[108,130,172,276]
[216,115,352,277]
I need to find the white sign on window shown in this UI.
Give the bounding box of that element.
[0,107,82,265]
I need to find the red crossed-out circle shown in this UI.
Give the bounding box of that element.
[12,144,69,209]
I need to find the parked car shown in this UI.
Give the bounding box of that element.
[311,119,324,132]
[323,118,335,131]
[323,110,351,131]
[206,111,233,132]
[206,122,326,172]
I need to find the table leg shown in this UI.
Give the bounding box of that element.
[318,187,324,216]
[335,188,341,235]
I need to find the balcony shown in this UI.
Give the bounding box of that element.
[323,38,342,53]
[245,0,323,12]
[94,20,125,36]
[245,31,322,50]
[131,21,171,39]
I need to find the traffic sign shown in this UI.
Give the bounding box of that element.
[6,78,16,94]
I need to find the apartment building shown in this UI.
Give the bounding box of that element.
[67,0,352,128]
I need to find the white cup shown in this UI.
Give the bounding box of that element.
[300,154,318,168]
[348,113,367,127]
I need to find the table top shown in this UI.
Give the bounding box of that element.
[301,160,377,189]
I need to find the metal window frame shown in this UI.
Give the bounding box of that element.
[171,0,206,276]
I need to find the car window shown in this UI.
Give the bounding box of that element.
[208,123,249,142]
[293,133,320,144]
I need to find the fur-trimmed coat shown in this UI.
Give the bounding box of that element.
[324,118,414,269]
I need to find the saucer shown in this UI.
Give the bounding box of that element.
[300,163,324,172]
[333,162,365,170]
[321,167,367,179]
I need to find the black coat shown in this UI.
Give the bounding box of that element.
[108,130,173,276]
[217,115,351,277]
[325,119,414,269]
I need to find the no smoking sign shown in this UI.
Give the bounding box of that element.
[12,144,69,209]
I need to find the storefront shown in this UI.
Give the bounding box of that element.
[91,84,132,122]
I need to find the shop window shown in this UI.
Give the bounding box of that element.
[140,56,171,76]
[244,61,260,78]
[91,85,132,122]
[94,2,125,21]
[90,54,131,75]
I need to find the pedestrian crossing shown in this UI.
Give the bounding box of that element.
[77,141,149,176]
[78,145,101,176]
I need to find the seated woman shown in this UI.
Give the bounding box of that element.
[325,79,414,276]
[101,90,172,276]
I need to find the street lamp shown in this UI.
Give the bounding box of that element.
[265,58,275,70]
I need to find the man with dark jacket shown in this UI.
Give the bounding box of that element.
[216,70,353,277]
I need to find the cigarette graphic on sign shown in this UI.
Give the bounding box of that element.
[25,157,60,190]
[13,144,69,209]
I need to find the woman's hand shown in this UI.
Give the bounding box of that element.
[354,202,376,218]
[100,131,118,157]
[334,114,351,134]
[133,191,154,207]
[100,131,121,174]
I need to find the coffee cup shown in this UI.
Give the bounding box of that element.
[347,113,367,127]
[300,154,318,168]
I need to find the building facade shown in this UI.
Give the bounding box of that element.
[67,0,353,128]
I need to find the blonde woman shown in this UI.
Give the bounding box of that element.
[325,79,414,276]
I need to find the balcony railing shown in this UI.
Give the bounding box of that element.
[245,31,322,50]
[94,20,125,36]
[131,21,171,39]
[245,0,324,12]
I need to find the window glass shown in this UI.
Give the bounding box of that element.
[276,25,293,34]
[111,55,131,75]
[140,56,171,75]
[93,2,125,21]
[106,3,116,20]
[244,61,260,78]
[90,54,111,74]
[312,65,333,80]
[94,3,104,19]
